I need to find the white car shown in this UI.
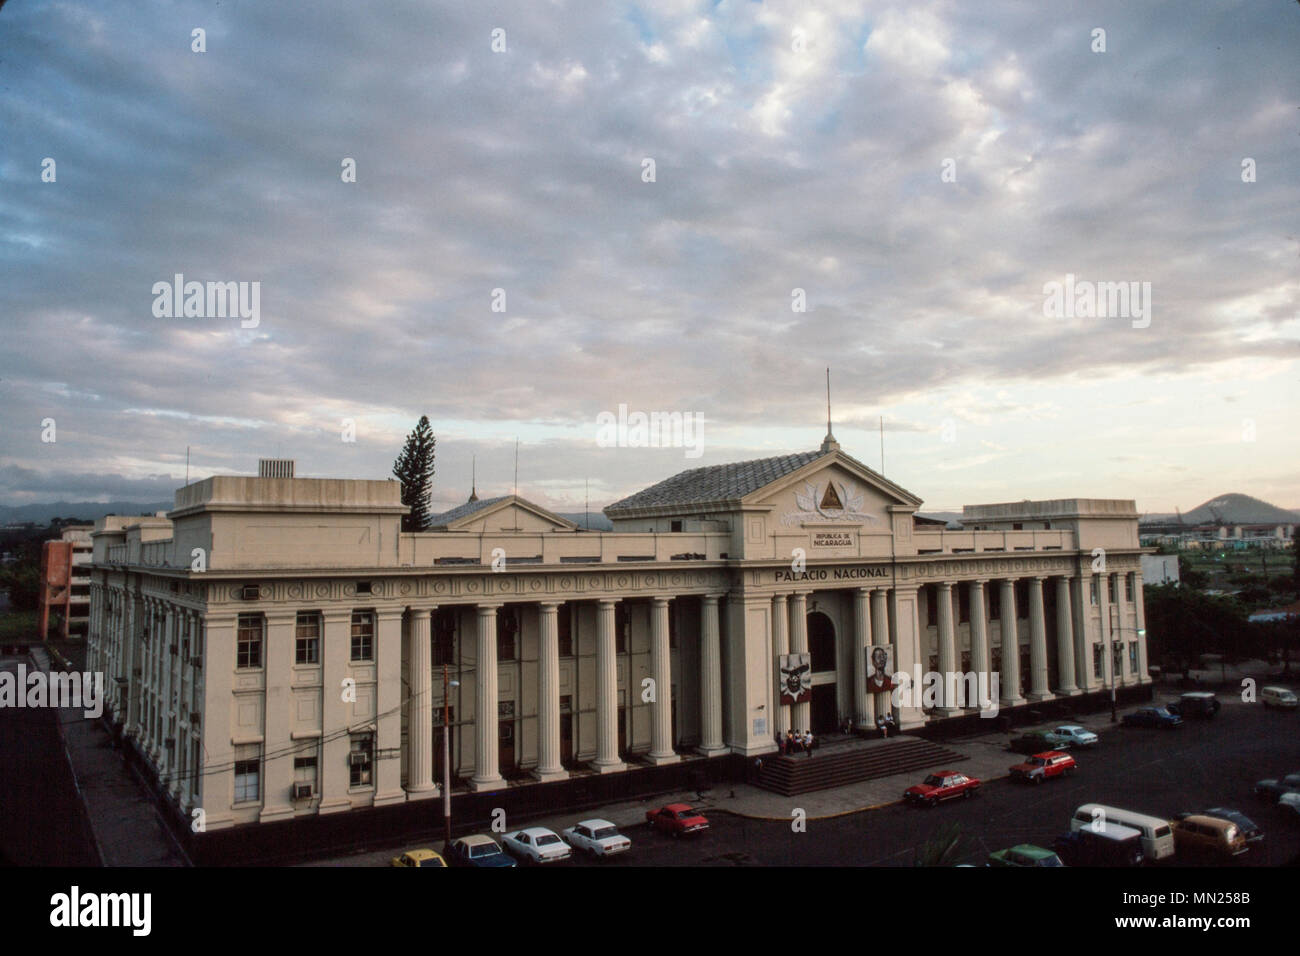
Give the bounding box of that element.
[501,827,572,864]
[1045,725,1099,749]
[562,819,632,858]
[1279,793,1300,816]
[1261,686,1298,710]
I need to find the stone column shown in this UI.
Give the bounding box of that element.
[853,588,872,727]
[648,597,679,765]
[1098,571,1115,699]
[374,607,407,806]
[936,582,961,714]
[889,585,926,729]
[593,599,625,773]
[469,604,505,791]
[999,579,1025,706]
[534,602,568,781]
[789,592,810,731]
[698,595,726,756]
[870,587,890,720]
[406,607,436,795]
[259,609,296,822]
[1054,577,1079,695]
[199,612,237,830]
[1134,572,1151,683]
[969,580,989,680]
[772,593,789,737]
[1072,575,1095,692]
[1027,577,1053,701]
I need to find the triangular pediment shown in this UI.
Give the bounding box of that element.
[743,450,922,526]
[433,495,578,532]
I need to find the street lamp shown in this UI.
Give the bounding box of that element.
[443,667,459,848]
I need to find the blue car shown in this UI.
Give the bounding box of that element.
[1121,706,1182,728]
[444,834,518,867]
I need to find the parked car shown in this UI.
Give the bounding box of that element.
[987,844,1065,867]
[390,848,447,868]
[562,819,631,858]
[444,834,518,868]
[1043,725,1099,749]
[1254,773,1300,803]
[645,804,709,837]
[1261,686,1298,710]
[501,827,572,864]
[1278,793,1300,817]
[1070,804,1176,860]
[904,771,981,807]
[1008,731,1058,755]
[1053,823,1145,867]
[1121,706,1182,729]
[1009,750,1076,785]
[1167,692,1220,719]
[1172,814,1248,859]
[1173,808,1262,843]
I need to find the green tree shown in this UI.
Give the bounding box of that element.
[393,415,436,532]
[0,560,41,611]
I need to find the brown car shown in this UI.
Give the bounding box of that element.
[1172,814,1247,859]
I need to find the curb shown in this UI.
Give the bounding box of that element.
[709,772,1014,822]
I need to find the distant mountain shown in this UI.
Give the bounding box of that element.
[1141,493,1300,526]
[0,501,173,526]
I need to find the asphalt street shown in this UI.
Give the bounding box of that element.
[322,693,1300,867]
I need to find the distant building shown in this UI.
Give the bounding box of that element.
[38,526,95,641]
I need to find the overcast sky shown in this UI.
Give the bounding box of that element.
[2,0,1298,517]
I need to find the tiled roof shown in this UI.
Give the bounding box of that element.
[427,495,508,529]
[604,451,824,516]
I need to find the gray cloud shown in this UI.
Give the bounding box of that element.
[1,0,1297,509]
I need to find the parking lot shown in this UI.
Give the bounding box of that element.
[310,687,1300,867]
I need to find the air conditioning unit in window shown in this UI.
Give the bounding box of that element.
[348,752,370,767]
[240,584,261,601]
[292,783,313,800]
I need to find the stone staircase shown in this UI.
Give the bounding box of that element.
[755,735,969,796]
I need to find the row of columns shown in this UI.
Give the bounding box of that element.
[403,595,727,796]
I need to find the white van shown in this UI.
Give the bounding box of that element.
[1070,803,1176,861]
[1261,686,1298,710]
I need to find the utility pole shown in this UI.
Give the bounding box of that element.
[1108,605,1118,724]
[443,665,459,848]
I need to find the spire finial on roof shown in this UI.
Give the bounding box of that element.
[468,454,478,502]
[820,367,840,454]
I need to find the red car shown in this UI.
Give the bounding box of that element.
[903,771,980,807]
[646,803,709,837]
[1009,750,1076,785]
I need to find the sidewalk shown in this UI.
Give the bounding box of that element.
[497,707,1146,837]
[33,646,188,867]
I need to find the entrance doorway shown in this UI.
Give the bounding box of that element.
[807,612,838,735]
[808,612,837,672]
[498,722,515,774]
[811,684,838,735]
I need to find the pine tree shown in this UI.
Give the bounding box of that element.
[393,416,436,532]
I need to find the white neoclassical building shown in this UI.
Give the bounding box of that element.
[86,437,1151,831]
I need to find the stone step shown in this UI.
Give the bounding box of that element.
[755,736,969,796]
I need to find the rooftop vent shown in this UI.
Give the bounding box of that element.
[258,458,295,479]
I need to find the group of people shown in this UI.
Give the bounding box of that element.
[778,729,816,756]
